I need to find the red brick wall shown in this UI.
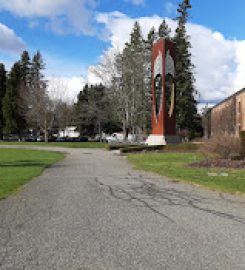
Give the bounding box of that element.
[210,90,245,137]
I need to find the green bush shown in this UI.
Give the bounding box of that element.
[120,145,165,153]
[107,144,138,151]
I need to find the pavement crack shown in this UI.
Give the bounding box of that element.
[188,200,245,224]
[95,178,175,223]
[94,177,245,225]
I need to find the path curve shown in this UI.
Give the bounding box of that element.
[0,146,245,270]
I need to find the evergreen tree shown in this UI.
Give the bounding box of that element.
[75,84,117,137]
[147,26,156,45]
[26,51,51,141]
[0,63,7,139]
[30,51,45,84]
[115,21,149,139]
[158,19,171,39]
[2,62,24,137]
[20,50,31,86]
[75,84,91,136]
[174,0,198,137]
[17,51,31,130]
[144,27,156,131]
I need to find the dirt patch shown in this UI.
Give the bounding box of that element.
[190,159,245,169]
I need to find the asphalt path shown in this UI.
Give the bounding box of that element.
[0,146,245,270]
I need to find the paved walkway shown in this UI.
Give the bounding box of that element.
[0,147,245,270]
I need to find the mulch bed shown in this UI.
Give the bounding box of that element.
[190,158,245,169]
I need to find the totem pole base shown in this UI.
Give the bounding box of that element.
[146,134,181,145]
[146,135,166,146]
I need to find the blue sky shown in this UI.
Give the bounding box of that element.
[0,0,245,104]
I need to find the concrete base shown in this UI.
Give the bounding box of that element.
[146,135,166,146]
[146,134,181,145]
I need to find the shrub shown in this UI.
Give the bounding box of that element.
[165,143,199,152]
[201,134,241,159]
[240,131,245,157]
[120,145,164,153]
[107,144,137,151]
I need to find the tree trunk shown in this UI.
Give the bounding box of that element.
[44,118,48,142]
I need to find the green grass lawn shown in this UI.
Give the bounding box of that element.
[0,148,64,199]
[128,152,245,194]
[0,141,106,148]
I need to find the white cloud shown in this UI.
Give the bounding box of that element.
[87,67,103,85]
[47,76,86,103]
[189,24,238,101]
[197,103,215,114]
[0,22,26,53]
[124,0,144,6]
[87,47,119,86]
[47,67,106,104]
[0,0,97,35]
[96,12,245,104]
[96,12,165,49]
[233,40,245,91]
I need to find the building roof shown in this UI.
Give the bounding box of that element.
[210,88,245,111]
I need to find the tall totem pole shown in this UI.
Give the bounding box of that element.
[146,38,179,145]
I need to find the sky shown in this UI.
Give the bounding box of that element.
[0,0,245,107]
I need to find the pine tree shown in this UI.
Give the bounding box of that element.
[2,62,24,137]
[17,51,31,131]
[75,84,116,137]
[0,63,7,139]
[20,50,31,86]
[126,21,144,134]
[118,21,149,138]
[30,51,45,84]
[26,51,51,141]
[75,84,92,136]
[147,26,156,45]
[174,0,198,137]
[144,27,156,131]
[158,19,171,39]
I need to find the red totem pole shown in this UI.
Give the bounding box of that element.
[146,39,179,145]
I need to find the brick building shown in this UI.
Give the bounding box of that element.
[207,88,245,138]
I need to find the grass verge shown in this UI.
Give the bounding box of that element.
[0,141,106,148]
[0,148,64,199]
[128,152,245,194]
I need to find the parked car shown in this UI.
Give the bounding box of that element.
[105,133,124,143]
[22,136,36,142]
[3,135,19,142]
[79,136,88,142]
[56,137,66,142]
[105,132,137,144]
[36,136,44,142]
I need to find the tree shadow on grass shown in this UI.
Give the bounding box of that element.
[0,160,46,167]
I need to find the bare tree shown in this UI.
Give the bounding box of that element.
[54,101,75,130]
[90,48,119,87]
[90,23,152,141]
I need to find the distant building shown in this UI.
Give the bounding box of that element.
[207,88,245,138]
[59,126,80,138]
